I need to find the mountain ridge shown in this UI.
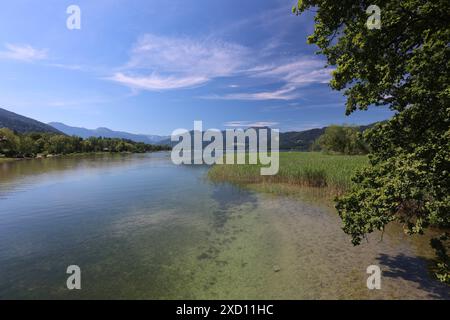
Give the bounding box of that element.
[48,122,168,144]
[159,123,376,151]
[0,107,63,134]
[1,107,376,150]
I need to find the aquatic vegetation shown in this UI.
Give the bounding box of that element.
[208,152,368,195]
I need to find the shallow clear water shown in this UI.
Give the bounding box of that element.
[0,152,448,299]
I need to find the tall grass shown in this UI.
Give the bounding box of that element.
[208,152,368,195]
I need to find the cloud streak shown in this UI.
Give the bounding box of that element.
[202,86,299,101]
[107,28,332,97]
[254,59,332,85]
[224,120,279,128]
[108,34,249,91]
[202,58,333,101]
[109,72,209,91]
[0,43,48,62]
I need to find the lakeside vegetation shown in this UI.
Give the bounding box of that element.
[209,125,370,197]
[208,152,368,197]
[311,125,368,155]
[208,150,449,283]
[0,128,170,159]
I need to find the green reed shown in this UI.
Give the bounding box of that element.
[208,152,368,194]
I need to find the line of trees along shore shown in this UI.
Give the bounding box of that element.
[0,128,170,158]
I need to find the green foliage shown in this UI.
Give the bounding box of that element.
[316,125,369,154]
[294,0,450,281]
[430,233,450,284]
[0,128,19,157]
[0,129,170,158]
[209,152,368,193]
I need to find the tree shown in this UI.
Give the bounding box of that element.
[0,129,170,157]
[294,0,450,282]
[0,128,19,157]
[18,135,36,157]
[316,125,368,154]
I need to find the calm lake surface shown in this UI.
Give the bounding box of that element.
[0,152,448,299]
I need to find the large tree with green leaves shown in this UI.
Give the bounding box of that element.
[293,0,449,282]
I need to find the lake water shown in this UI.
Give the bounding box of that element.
[0,152,448,299]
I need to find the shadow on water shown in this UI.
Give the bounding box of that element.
[377,253,450,299]
[211,183,257,211]
[191,181,259,269]
[210,182,257,229]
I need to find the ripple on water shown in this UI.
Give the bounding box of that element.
[0,153,448,299]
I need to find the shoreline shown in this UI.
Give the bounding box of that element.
[0,151,163,163]
[0,157,18,163]
[208,152,368,202]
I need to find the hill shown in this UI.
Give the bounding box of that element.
[1,107,376,150]
[280,124,374,150]
[162,124,376,151]
[0,108,62,134]
[48,122,168,145]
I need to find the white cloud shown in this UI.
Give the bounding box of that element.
[203,86,299,101]
[0,43,47,62]
[108,34,249,91]
[108,72,209,91]
[107,34,332,97]
[46,63,83,71]
[254,59,332,85]
[224,121,279,128]
[202,58,332,101]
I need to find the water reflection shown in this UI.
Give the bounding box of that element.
[0,152,447,299]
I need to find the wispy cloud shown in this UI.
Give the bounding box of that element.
[202,86,299,101]
[224,120,279,128]
[45,63,83,71]
[262,102,345,112]
[106,10,331,97]
[253,59,332,85]
[0,43,47,62]
[0,43,95,73]
[201,58,332,101]
[109,72,209,91]
[108,34,249,91]
[45,97,113,108]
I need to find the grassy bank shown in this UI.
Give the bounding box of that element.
[208,152,368,198]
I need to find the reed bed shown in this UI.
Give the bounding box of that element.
[208,152,368,195]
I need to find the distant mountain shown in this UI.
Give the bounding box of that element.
[49,122,169,145]
[0,107,63,134]
[160,127,275,149]
[162,124,377,151]
[0,106,376,150]
[280,128,326,150]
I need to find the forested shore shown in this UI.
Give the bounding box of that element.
[0,128,170,159]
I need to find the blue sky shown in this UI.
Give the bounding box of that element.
[0,0,393,135]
